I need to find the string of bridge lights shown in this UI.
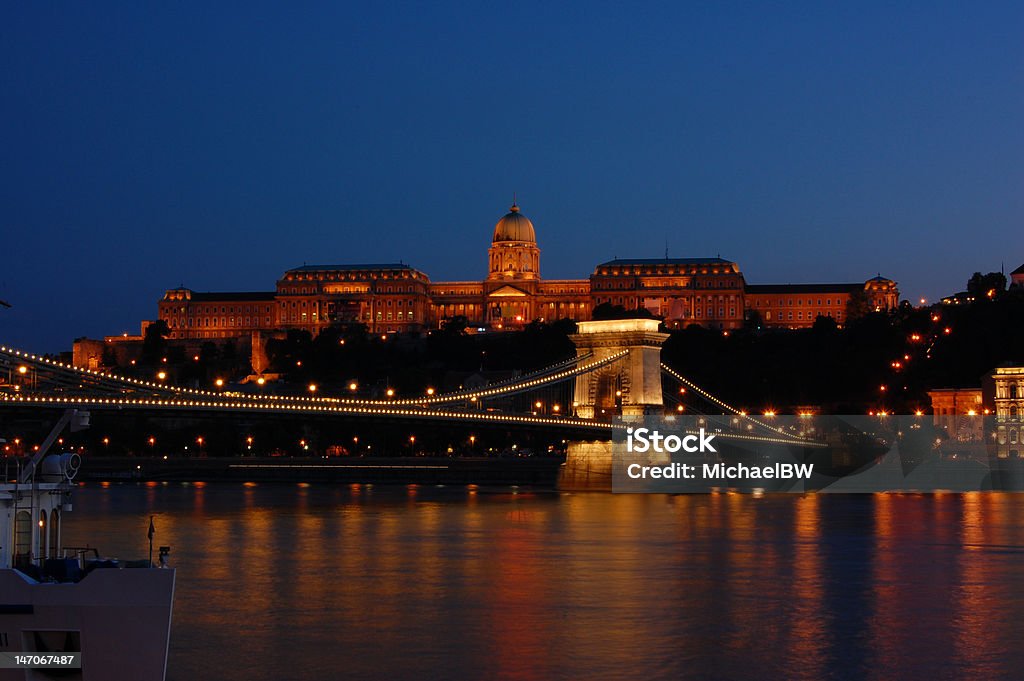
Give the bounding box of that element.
[0,345,608,408]
[660,363,813,444]
[0,392,822,447]
[0,392,611,430]
[387,350,627,406]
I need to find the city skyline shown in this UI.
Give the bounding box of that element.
[3,2,1023,352]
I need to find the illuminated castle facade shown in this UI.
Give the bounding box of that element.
[156,203,899,340]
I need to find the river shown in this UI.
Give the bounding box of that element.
[64,484,1024,680]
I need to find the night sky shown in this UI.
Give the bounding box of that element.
[3,2,1022,352]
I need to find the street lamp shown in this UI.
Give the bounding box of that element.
[308,383,317,394]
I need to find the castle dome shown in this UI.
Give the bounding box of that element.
[492,203,536,243]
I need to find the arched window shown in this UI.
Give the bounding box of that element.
[14,510,31,567]
[49,509,60,559]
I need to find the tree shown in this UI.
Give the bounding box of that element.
[441,315,469,335]
[141,320,169,364]
[966,272,1006,300]
[812,314,837,334]
[845,289,873,322]
[743,309,763,332]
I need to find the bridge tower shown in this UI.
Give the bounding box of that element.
[560,318,670,491]
[570,319,669,419]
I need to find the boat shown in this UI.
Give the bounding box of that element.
[0,409,175,681]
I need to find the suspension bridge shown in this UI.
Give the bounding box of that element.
[1,319,820,488]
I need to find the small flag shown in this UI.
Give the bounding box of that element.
[148,516,155,541]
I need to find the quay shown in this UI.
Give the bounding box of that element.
[78,455,565,486]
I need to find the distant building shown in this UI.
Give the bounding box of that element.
[991,366,1024,458]
[149,203,900,341]
[159,289,277,340]
[1010,264,1024,289]
[927,388,985,442]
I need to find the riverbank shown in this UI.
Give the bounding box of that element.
[78,455,564,486]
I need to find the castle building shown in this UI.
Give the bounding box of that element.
[155,203,899,340]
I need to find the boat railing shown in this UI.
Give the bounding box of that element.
[63,545,101,564]
[14,545,163,583]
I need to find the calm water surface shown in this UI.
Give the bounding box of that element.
[64,484,1024,680]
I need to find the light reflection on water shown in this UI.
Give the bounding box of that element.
[63,486,1024,680]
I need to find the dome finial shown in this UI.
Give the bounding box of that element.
[511,192,518,212]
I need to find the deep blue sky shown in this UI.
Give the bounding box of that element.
[2,2,1022,352]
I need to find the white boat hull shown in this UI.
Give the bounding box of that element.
[0,567,175,681]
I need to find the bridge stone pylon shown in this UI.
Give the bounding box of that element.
[570,319,670,419]
[560,318,669,491]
